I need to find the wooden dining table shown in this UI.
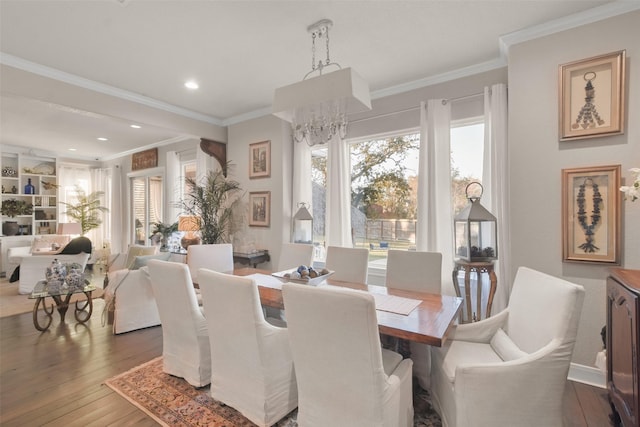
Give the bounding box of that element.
[235,267,463,347]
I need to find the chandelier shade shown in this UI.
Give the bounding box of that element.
[272,19,372,146]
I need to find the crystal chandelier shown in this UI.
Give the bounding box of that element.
[272,19,371,147]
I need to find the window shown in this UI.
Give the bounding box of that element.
[451,120,485,214]
[130,173,163,245]
[350,132,420,263]
[311,147,327,260]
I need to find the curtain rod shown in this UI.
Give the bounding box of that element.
[349,90,485,124]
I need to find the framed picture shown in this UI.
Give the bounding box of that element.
[562,165,620,264]
[249,191,271,227]
[559,50,625,141]
[249,140,271,179]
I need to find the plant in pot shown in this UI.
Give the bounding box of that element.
[59,186,109,236]
[150,221,179,251]
[177,165,243,245]
[1,199,33,236]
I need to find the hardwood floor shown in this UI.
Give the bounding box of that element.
[0,298,614,426]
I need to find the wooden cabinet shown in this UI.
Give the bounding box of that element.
[607,268,640,427]
[1,152,58,236]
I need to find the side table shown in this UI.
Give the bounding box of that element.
[233,250,270,268]
[452,260,497,323]
[29,280,97,331]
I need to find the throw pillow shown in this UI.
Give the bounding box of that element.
[131,252,171,270]
[124,246,157,270]
[490,328,528,361]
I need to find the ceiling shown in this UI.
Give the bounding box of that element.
[0,0,628,161]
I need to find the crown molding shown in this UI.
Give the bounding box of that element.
[499,1,640,57]
[0,52,224,127]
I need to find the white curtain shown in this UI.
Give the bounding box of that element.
[417,100,455,294]
[326,136,352,247]
[90,167,112,252]
[483,83,511,312]
[110,164,125,254]
[292,139,313,235]
[166,150,181,223]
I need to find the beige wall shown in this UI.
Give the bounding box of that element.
[508,10,640,366]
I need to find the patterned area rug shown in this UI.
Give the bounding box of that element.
[105,356,442,427]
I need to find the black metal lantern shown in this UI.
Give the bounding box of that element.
[454,183,497,262]
[293,202,313,244]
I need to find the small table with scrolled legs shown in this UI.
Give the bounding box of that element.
[29,281,97,331]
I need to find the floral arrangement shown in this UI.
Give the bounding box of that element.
[620,168,640,202]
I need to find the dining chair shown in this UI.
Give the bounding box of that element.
[146,259,211,387]
[282,283,414,427]
[277,243,314,271]
[187,243,233,284]
[430,267,585,427]
[385,249,443,390]
[198,269,298,427]
[325,246,369,283]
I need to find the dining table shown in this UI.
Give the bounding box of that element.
[234,267,463,347]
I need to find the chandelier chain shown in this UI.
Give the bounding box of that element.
[311,32,316,71]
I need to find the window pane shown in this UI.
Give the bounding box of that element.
[351,133,420,263]
[311,147,327,261]
[451,122,484,215]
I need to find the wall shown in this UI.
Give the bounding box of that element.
[508,11,640,368]
[227,115,292,270]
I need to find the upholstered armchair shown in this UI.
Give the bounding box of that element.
[430,267,585,427]
[283,283,414,427]
[199,269,298,427]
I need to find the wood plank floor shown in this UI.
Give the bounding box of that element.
[0,298,614,426]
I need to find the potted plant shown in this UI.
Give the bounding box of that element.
[150,221,178,251]
[59,186,109,236]
[177,166,243,244]
[1,199,33,236]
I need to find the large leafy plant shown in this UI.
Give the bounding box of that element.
[59,186,109,235]
[177,167,243,244]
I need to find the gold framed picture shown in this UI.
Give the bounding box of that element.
[249,191,270,227]
[249,140,271,179]
[562,165,620,264]
[559,50,625,141]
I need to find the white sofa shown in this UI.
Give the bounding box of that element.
[103,246,175,334]
[17,253,90,294]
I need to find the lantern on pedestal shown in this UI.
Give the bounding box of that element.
[293,203,313,244]
[454,183,497,262]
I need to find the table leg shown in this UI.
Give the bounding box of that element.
[32,297,54,332]
[486,268,498,318]
[464,266,472,323]
[74,291,93,324]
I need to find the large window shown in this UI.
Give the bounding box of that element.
[311,120,485,267]
[130,173,163,245]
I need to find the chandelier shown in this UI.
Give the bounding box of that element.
[272,19,372,147]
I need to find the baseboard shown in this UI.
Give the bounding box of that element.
[568,362,606,388]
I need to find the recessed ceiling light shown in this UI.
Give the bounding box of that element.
[97,137,108,141]
[184,80,199,90]
[130,124,141,129]
[68,148,77,151]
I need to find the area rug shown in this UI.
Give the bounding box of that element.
[105,357,442,427]
[0,277,104,318]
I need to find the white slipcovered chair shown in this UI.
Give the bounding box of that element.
[186,243,233,284]
[430,267,585,427]
[282,283,414,427]
[146,259,211,387]
[198,269,298,427]
[385,249,442,389]
[325,246,369,283]
[277,243,314,271]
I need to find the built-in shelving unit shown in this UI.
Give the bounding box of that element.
[1,152,58,237]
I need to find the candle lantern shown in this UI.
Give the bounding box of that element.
[454,183,498,262]
[293,203,313,244]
